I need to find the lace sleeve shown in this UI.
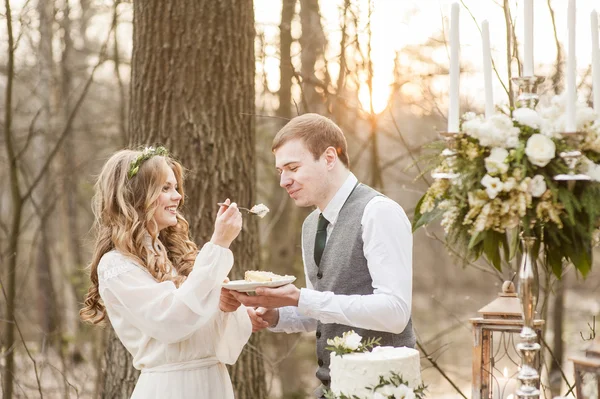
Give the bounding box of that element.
[97,252,148,282]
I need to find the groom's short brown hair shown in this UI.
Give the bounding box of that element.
[271,113,350,168]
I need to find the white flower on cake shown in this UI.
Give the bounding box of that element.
[326,330,367,354]
[379,384,416,399]
[484,148,509,175]
[525,134,555,167]
[249,203,270,218]
[528,175,547,198]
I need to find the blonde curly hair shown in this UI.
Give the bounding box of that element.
[80,149,198,324]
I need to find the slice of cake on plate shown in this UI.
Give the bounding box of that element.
[244,270,292,283]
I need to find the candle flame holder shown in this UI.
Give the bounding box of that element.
[511,76,545,109]
[554,132,592,184]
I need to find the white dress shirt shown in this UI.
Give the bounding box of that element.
[270,173,413,335]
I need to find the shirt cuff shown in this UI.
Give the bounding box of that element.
[268,306,294,332]
[297,288,328,318]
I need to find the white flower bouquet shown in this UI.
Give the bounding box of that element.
[413,95,600,277]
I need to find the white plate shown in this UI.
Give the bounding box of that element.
[222,276,296,293]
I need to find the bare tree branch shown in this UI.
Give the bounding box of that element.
[417,339,468,399]
[21,25,114,203]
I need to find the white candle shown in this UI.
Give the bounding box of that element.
[566,0,577,132]
[448,2,460,132]
[592,10,600,113]
[524,0,534,76]
[493,368,519,399]
[482,20,494,119]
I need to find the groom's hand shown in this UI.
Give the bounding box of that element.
[231,284,301,308]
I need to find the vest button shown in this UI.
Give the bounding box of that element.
[316,331,321,338]
[317,271,323,279]
[318,358,323,366]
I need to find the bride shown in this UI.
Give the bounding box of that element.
[80,147,251,398]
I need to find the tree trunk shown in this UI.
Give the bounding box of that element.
[278,0,296,119]
[101,1,266,398]
[101,328,140,399]
[2,0,19,396]
[299,0,326,112]
[36,0,59,352]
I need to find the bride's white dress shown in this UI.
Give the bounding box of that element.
[98,242,252,399]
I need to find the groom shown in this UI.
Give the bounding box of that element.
[231,113,416,395]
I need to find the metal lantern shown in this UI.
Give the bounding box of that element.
[470,281,545,399]
[570,336,600,399]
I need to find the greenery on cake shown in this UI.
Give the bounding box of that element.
[324,371,426,399]
[325,330,381,356]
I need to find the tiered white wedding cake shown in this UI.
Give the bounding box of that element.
[329,346,422,398]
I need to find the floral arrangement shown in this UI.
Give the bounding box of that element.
[324,331,426,399]
[413,95,600,277]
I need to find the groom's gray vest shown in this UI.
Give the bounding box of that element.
[302,183,416,387]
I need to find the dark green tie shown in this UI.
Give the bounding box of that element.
[314,213,330,267]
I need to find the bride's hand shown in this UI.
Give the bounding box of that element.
[247,307,278,332]
[220,280,241,312]
[210,199,243,248]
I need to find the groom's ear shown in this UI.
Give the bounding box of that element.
[323,146,338,169]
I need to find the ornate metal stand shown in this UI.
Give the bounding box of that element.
[511,76,545,399]
[516,235,541,399]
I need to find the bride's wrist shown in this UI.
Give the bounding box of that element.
[210,234,230,248]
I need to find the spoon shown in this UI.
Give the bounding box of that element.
[217,202,270,218]
[217,202,253,213]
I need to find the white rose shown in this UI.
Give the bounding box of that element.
[525,134,556,167]
[513,108,542,129]
[481,174,503,199]
[488,114,521,147]
[372,393,387,399]
[378,385,396,396]
[484,147,509,175]
[505,135,520,148]
[462,117,484,139]
[342,331,362,350]
[528,175,547,197]
[392,384,416,399]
